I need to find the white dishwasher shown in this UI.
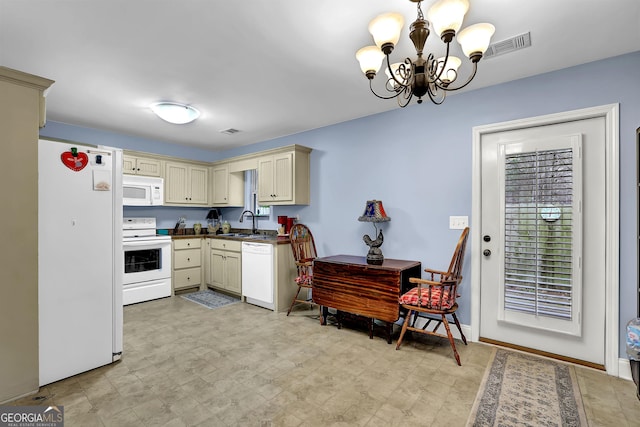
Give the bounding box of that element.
[241,242,274,310]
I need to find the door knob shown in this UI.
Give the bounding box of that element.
[483,249,491,257]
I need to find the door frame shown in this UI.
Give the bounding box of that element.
[471,104,620,375]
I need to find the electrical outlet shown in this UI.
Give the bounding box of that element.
[449,216,468,229]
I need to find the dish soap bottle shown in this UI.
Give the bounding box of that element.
[222,221,231,234]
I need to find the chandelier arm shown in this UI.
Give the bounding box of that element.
[397,87,413,107]
[385,56,412,89]
[436,62,479,92]
[368,80,404,100]
[431,42,452,84]
[427,90,447,105]
[425,84,447,105]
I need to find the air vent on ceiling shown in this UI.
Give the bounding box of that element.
[484,32,531,59]
[219,128,241,135]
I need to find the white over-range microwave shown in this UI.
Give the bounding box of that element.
[123,175,164,206]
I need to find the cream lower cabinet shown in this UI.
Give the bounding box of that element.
[272,243,298,312]
[208,239,242,295]
[172,238,203,294]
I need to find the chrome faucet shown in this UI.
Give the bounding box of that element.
[238,210,258,234]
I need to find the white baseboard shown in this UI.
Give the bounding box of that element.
[618,358,633,381]
[417,317,635,382]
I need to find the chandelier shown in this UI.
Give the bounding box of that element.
[356,0,495,106]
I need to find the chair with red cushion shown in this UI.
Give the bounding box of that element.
[396,227,470,365]
[287,224,318,316]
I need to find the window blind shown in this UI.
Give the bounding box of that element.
[503,148,574,320]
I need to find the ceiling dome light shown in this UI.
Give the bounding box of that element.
[150,102,200,124]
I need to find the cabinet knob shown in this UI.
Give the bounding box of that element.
[187,276,191,281]
[187,258,191,261]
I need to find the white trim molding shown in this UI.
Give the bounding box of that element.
[470,104,620,376]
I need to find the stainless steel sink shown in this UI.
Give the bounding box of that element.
[218,233,271,239]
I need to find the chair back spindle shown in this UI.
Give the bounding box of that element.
[446,227,470,281]
[287,224,318,316]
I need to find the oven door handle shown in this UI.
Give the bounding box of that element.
[123,240,170,249]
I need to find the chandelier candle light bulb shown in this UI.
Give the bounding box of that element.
[457,23,496,60]
[368,12,405,53]
[356,46,385,78]
[355,0,495,106]
[427,0,469,39]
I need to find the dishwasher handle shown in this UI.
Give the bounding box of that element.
[241,241,273,254]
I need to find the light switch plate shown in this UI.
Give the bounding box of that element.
[449,215,468,229]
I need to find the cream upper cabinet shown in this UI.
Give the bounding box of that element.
[123,155,162,176]
[211,163,245,207]
[165,161,209,205]
[189,165,209,204]
[257,146,311,205]
[122,144,310,206]
[211,164,229,205]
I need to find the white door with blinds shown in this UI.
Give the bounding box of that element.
[480,117,606,366]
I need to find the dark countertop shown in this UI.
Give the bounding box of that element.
[167,231,291,245]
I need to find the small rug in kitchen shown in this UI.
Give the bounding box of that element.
[181,290,240,310]
[467,348,587,427]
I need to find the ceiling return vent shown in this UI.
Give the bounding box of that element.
[219,128,241,135]
[483,32,531,59]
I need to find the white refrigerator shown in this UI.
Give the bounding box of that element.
[38,139,123,386]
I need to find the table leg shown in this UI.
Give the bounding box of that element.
[320,306,328,325]
[369,318,373,339]
[386,322,393,344]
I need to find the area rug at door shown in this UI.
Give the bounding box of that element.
[467,348,588,427]
[181,289,240,309]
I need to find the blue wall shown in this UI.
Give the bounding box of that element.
[41,51,640,357]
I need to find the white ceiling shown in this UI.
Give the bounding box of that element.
[2,0,639,151]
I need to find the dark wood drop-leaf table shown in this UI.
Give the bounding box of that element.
[312,255,422,343]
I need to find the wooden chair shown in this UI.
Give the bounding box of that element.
[396,227,470,365]
[287,224,318,316]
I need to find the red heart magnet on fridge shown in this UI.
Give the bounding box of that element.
[60,150,88,171]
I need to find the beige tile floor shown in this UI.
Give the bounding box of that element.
[8,295,640,426]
